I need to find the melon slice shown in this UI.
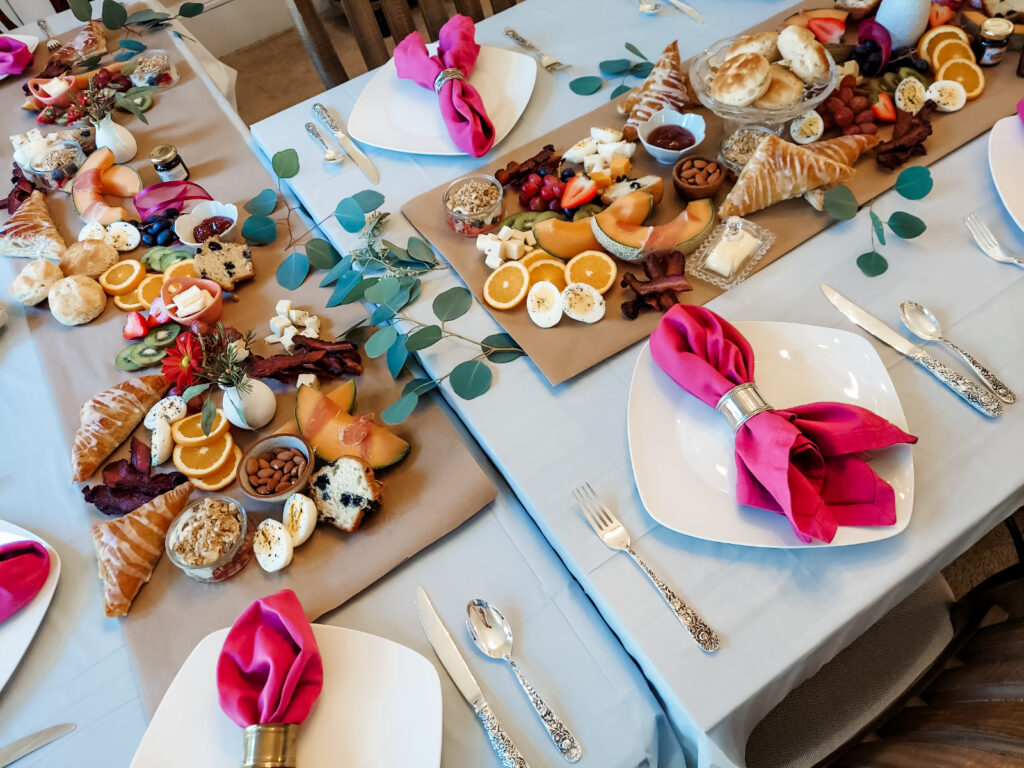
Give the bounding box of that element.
[295,384,409,469]
[327,379,356,413]
[72,148,129,225]
[534,190,654,260]
[591,198,715,261]
[100,165,143,197]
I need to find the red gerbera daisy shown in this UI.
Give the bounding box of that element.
[162,332,203,388]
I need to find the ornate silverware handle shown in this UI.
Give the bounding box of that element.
[312,103,341,135]
[476,703,530,768]
[911,351,1003,417]
[625,545,721,653]
[941,340,1016,404]
[504,27,538,53]
[304,122,329,151]
[507,658,582,762]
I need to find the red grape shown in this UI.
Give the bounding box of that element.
[849,96,869,112]
[838,87,854,103]
[543,174,559,186]
[855,109,875,124]
[539,184,557,201]
[526,173,542,187]
[550,182,564,196]
[528,195,547,212]
[548,199,562,212]
[859,122,878,135]
[824,96,844,112]
[519,190,534,207]
[833,106,854,127]
[842,124,862,136]
[522,182,540,197]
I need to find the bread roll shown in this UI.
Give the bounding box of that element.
[752,64,806,108]
[60,239,118,278]
[778,26,830,83]
[48,275,106,325]
[710,53,772,107]
[725,31,780,62]
[9,259,64,306]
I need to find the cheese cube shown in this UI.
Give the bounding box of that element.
[476,234,492,251]
[296,373,319,389]
[524,230,537,247]
[281,325,298,353]
[275,299,292,316]
[288,309,310,326]
[482,239,504,260]
[269,315,292,336]
[172,285,202,310]
[497,226,516,241]
[501,240,526,261]
[597,141,636,161]
[175,289,211,317]
[299,326,319,338]
[484,252,505,270]
[264,333,281,345]
[304,316,321,337]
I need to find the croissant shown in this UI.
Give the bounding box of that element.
[72,375,170,482]
[619,41,696,141]
[801,134,881,210]
[92,481,192,618]
[718,135,853,218]
[0,190,66,261]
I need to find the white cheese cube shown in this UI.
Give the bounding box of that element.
[299,326,319,338]
[264,333,281,345]
[275,299,292,315]
[296,373,319,389]
[476,234,492,251]
[484,252,505,270]
[583,154,608,174]
[563,137,598,163]
[281,325,298,353]
[172,285,202,310]
[597,141,636,161]
[501,240,526,261]
[524,230,537,247]
[497,226,516,241]
[288,309,310,326]
[482,239,504,260]
[304,316,321,336]
[591,127,623,143]
[269,315,292,336]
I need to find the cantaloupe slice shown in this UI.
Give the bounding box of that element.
[534,191,654,260]
[327,379,356,413]
[591,198,715,260]
[101,165,142,197]
[72,148,129,225]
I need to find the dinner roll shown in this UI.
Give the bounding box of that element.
[48,275,106,326]
[778,26,830,83]
[60,239,118,278]
[710,53,772,107]
[725,31,780,62]
[9,259,64,306]
[752,64,806,108]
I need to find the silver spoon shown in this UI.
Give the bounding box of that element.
[467,600,582,763]
[305,122,344,164]
[638,0,662,13]
[900,301,1016,404]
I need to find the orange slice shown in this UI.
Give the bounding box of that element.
[528,259,568,291]
[171,409,229,446]
[162,258,197,282]
[520,249,558,269]
[136,273,164,308]
[930,38,974,71]
[172,431,235,478]
[565,250,617,295]
[936,58,985,100]
[483,261,530,310]
[113,285,146,311]
[189,444,242,491]
[98,259,144,296]
[919,24,969,65]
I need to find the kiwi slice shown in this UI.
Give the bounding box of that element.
[115,345,144,372]
[573,203,603,221]
[897,67,931,88]
[127,344,167,368]
[143,323,182,349]
[882,72,901,92]
[158,249,190,271]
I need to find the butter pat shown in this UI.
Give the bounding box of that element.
[705,228,759,278]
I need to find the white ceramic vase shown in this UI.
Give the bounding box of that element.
[222,377,277,430]
[875,0,932,49]
[94,114,137,164]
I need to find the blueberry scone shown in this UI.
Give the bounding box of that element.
[193,236,255,290]
[309,456,382,533]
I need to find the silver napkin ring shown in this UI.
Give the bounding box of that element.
[434,67,465,92]
[716,382,772,431]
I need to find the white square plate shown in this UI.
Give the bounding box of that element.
[627,321,914,548]
[989,115,1024,234]
[347,45,537,156]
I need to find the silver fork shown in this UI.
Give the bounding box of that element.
[965,212,1024,269]
[38,19,61,52]
[504,28,566,71]
[573,484,721,653]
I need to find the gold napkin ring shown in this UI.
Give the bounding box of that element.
[434,67,465,92]
[243,723,298,768]
[716,382,772,431]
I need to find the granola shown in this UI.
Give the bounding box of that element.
[446,178,500,215]
[172,497,241,566]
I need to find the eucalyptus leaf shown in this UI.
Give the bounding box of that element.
[894,166,933,200]
[610,84,632,100]
[125,8,170,23]
[319,254,353,287]
[305,238,341,269]
[449,360,492,400]
[114,51,136,62]
[365,326,398,358]
[70,0,93,21]
[887,211,926,239]
[406,237,436,265]
[271,148,299,179]
[599,58,632,75]
[119,39,147,51]
[241,215,277,245]
[325,269,364,307]
[337,276,380,305]
[381,392,419,425]
[76,55,103,71]
[369,288,409,323]
[824,185,858,221]
[856,250,888,277]
[114,94,148,123]
[180,383,210,402]
[179,1,205,17]
[244,188,277,216]
[335,197,365,233]
[228,397,250,430]
[403,378,437,397]
[352,189,385,212]
[870,210,886,246]
[276,252,310,290]
[386,334,409,377]
[200,396,217,436]
[381,239,409,263]
[629,61,654,78]
[103,0,128,29]
[406,278,422,305]
[406,325,443,351]
[432,286,472,321]
[569,76,604,96]
[482,332,524,363]
[364,275,400,304]
[625,42,648,60]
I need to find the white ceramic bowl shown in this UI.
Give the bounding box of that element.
[637,110,706,165]
[173,200,238,251]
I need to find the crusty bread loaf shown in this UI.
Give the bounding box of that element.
[752,64,805,108]
[59,239,118,278]
[193,237,255,290]
[725,31,781,62]
[309,456,381,533]
[982,0,1024,21]
[778,26,830,83]
[9,258,64,305]
[710,53,772,107]
[48,275,106,326]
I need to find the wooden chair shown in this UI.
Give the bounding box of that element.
[285,0,519,89]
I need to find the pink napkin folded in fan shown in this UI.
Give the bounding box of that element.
[650,305,917,544]
[393,15,495,157]
[0,37,32,76]
[0,541,50,623]
[216,589,323,727]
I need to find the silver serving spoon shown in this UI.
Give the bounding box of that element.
[637,0,662,13]
[467,600,582,763]
[900,301,1016,404]
[305,122,344,164]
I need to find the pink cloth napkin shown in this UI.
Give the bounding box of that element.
[650,305,917,543]
[393,15,495,157]
[0,36,33,76]
[0,541,50,623]
[216,589,323,727]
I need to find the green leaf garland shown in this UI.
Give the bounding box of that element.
[102,0,128,29]
[870,210,886,246]
[406,325,443,351]
[386,335,409,378]
[630,61,654,78]
[70,0,93,21]
[610,84,632,100]
[319,255,353,287]
[449,360,492,400]
[599,59,632,75]
[894,166,932,200]
[482,332,524,363]
[406,237,436,265]
[887,211,926,239]
[241,215,277,245]
[305,238,341,269]
[119,39,147,51]
[325,271,365,307]
[856,250,888,277]
[352,189,385,212]
[569,76,604,95]
[244,188,277,216]
[364,276,400,304]
[271,148,299,179]
[432,286,472,321]
[275,252,309,289]
[381,393,419,425]
[824,185,858,221]
[179,2,205,17]
[365,326,397,358]
[335,198,365,233]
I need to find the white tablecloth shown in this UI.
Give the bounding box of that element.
[250,1,1024,765]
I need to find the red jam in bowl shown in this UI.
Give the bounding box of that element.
[192,215,233,243]
[647,125,696,151]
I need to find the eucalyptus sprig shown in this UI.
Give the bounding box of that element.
[824,166,933,277]
[569,42,654,98]
[70,0,205,35]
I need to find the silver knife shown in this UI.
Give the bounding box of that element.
[665,0,704,22]
[821,284,1002,418]
[0,723,75,767]
[416,587,530,768]
[311,103,380,184]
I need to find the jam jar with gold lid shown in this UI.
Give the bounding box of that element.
[973,18,1014,67]
[150,143,190,182]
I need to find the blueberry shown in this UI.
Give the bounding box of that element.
[151,219,168,233]
[141,232,155,245]
[127,220,140,227]
[560,169,572,181]
[145,214,160,224]
[538,168,547,176]
[156,229,173,246]
[913,57,930,73]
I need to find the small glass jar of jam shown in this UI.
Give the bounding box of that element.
[150,143,190,182]
[973,18,1014,67]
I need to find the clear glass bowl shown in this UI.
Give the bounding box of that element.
[166,496,253,583]
[29,140,86,192]
[443,174,504,237]
[689,216,776,290]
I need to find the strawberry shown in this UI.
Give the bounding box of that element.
[560,175,598,210]
[147,296,172,327]
[36,106,57,124]
[64,104,84,123]
[928,2,954,27]
[872,92,896,122]
[124,311,148,340]
[807,16,845,44]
